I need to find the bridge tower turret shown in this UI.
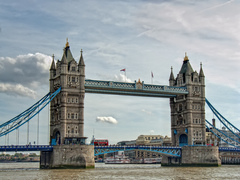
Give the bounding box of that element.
[49,39,87,146]
[169,53,206,146]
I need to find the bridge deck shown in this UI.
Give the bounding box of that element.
[0,145,53,152]
[85,79,188,98]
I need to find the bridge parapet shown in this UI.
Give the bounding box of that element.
[94,145,181,157]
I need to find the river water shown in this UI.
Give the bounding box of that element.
[0,162,239,180]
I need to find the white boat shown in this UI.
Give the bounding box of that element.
[105,155,130,164]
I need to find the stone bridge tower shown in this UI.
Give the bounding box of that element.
[169,53,206,146]
[49,39,86,145]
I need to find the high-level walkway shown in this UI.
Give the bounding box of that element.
[85,79,188,98]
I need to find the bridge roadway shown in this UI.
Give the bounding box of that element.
[85,79,188,98]
[0,145,239,156]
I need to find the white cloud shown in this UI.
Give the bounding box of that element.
[114,74,132,82]
[96,116,118,124]
[0,83,37,98]
[141,109,152,115]
[0,53,51,96]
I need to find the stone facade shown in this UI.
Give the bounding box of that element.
[49,40,86,145]
[169,53,206,146]
[40,145,95,168]
[42,40,95,169]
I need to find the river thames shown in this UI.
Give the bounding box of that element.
[0,162,239,179]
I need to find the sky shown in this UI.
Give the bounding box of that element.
[0,0,239,145]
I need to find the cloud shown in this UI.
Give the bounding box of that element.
[0,53,51,96]
[141,109,152,115]
[96,116,118,124]
[114,74,132,82]
[0,83,37,98]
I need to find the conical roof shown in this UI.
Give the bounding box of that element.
[169,66,175,81]
[79,49,85,66]
[199,63,204,77]
[50,54,56,70]
[61,39,75,63]
[179,53,193,75]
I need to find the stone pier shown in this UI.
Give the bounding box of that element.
[162,146,221,166]
[40,145,95,169]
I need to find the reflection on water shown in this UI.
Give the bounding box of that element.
[0,162,240,180]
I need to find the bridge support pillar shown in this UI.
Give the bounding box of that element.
[40,145,95,169]
[162,146,221,166]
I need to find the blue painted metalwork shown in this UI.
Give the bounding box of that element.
[0,145,53,152]
[94,145,181,157]
[205,120,240,147]
[205,98,240,139]
[85,79,188,98]
[0,87,61,137]
[219,147,240,152]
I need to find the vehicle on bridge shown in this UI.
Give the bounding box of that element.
[91,139,109,146]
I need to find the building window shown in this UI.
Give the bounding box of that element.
[72,66,76,71]
[68,98,70,103]
[71,113,74,119]
[76,98,78,103]
[72,77,75,82]
[75,113,78,119]
[72,98,74,103]
[68,113,70,119]
[179,104,183,111]
[69,77,71,82]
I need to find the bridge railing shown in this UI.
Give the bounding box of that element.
[85,79,188,96]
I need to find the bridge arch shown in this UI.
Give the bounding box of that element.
[179,134,188,146]
[51,129,61,145]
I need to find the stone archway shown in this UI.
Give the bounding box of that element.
[179,134,188,146]
[51,129,61,145]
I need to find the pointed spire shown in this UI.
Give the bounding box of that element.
[169,66,175,81]
[61,48,68,64]
[199,62,204,77]
[79,49,85,66]
[50,54,56,70]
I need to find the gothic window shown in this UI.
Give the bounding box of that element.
[72,77,76,82]
[179,104,183,111]
[72,66,76,71]
[71,113,74,119]
[75,113,78,119]
[59,111,61,119]
[68,113,70,119]
[72,98,74,103]
[195,86,198,92]
[196,119,198,123]
[194,78,198,83]
[76,98,78,103]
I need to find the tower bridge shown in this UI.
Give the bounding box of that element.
[0,40,239,168]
